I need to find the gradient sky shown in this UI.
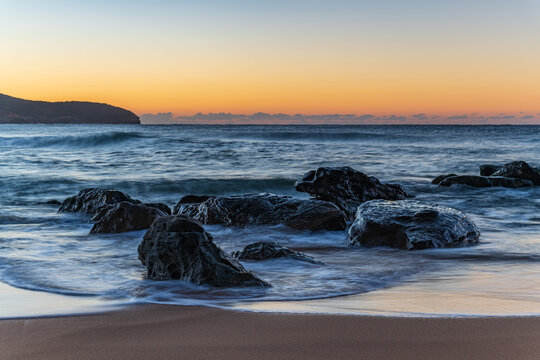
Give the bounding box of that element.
[1,0,539,123]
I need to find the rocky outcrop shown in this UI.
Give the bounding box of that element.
[174,193,346,231]
[0,93,140,124]
[231,241,322,264]
[137,215,270,287]
[59,188,140,215]
[431,174,457,185]
[491,161,540,185]
[347,200,480,250]
[90,202,168,234]
[439,175,532,188]
[294,167,407,219]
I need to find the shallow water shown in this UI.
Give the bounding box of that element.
[0,124,539,317]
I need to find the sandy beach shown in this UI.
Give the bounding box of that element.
[1,304,539,360]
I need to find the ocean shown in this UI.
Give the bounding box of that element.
[0,124,539,317]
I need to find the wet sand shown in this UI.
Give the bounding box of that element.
[1,304,539,360]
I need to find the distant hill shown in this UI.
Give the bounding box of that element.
[0,93,140,124]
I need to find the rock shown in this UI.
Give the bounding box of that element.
[174,193,346,231]
[90,202,168,234]
[37,199,62,206]
[439,175,532,188]
[347,200,480,250]
[230,241,322,264]
[143,203,172,215]
[172,195,212,214]
[491,161,540,185]
[431,174,457,185]
[479,164,500,176]
[137,215,270,287]
[294,167,407,219]
[59,188,140,215]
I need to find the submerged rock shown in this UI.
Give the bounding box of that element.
[347,200,480,250]
[174,193,346,231]
[491,161,540,185]
[231,241,322,264]
[431,174,457,185]
[90,202,168,234]
[438,175,532,188]
[137,215,270,287]
[37,199,62,206]
[294,166,407,219]
[59,188,140,215]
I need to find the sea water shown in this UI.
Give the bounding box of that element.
[0,124,538,317]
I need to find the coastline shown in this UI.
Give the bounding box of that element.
[1,304,539,360]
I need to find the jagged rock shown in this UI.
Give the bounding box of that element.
[231,241,322,264]
[172,195,212,214]
[431,174,457,185]
[479,164,500,176]
[294,167,407,219]
[439,175,532,188]
[137,215,270,287]
[491,161,540,185]
[59,188,140,215]
[90,202,168,234]
[347,200,480,250]
[174,193,346,231]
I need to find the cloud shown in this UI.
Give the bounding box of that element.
[138,111,540,125]
[448,115,469,120]
[140,112,173,124]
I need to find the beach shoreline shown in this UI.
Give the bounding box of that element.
[1,304,539,360]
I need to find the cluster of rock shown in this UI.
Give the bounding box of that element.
[53,161,540,288]
[432,161,539,188]
[59,188,171,234]
[173,193,347,231]
[294,166,407,219]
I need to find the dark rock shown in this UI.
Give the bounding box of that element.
[231,241,322,264]
[143,203,172,215]
[347,200,480,250]
[491,161,540,185]
[37,199,62,206]
[439,175,532,188]
[137,215,270,287]
[172,195,212,213]
[59,188,140,215]
[479,164,500,176]
[90,202,168,234]
[175,193,346,231]
[431,174,457,185]
[294,167,407,219]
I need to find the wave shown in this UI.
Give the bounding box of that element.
[220,130,426,143]
[0,131,147,148]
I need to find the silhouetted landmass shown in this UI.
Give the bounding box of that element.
[0,93,140,124]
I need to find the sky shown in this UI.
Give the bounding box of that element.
[1,0,539,124]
